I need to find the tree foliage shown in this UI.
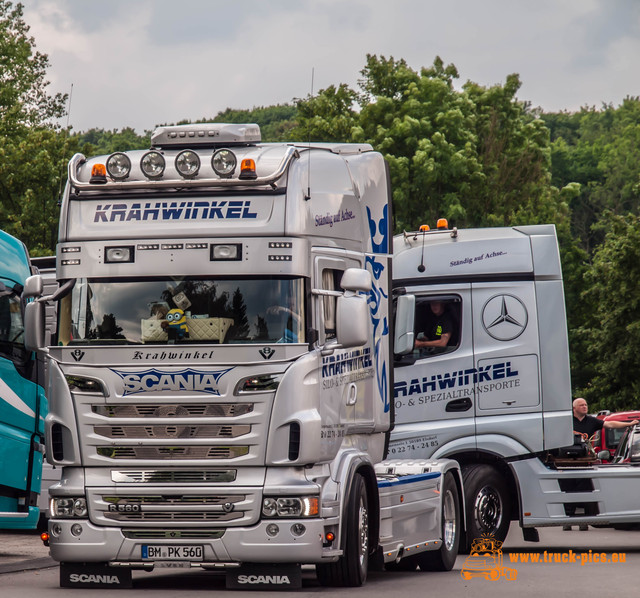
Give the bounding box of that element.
[292,55,568,234]
[0,1,66,138]
[576,212,640,411]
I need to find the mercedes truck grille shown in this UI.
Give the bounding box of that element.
[96,446,250,460]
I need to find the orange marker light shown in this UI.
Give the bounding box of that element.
[419,224,430,232]
[325,531,335,542]
[90,163,108,184]
[437,218,448,229]
[40,531,50,546]
[239,158,257,180]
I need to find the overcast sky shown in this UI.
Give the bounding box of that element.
[20,0,640,134]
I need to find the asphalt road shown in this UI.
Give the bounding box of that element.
[1,524,638,596]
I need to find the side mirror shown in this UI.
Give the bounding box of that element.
[394,294,415,355]
[340,268,372,293]
[24,300,45,352]
[23,274,43,299]
[336,294,369,348]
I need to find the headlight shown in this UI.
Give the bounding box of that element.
[262,497,319,518]
[140,151,165,179]
[175,150,200,178]
[51,497,88,518]
[235,374,282,394]
[106,152,131,180]
[212,149,237,177]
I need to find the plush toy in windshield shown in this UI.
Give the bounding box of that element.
[161,308,189,340]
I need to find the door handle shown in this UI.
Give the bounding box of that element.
[445,397,472,412]
[346,383,358,406]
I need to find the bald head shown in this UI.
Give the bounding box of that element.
[573,397,588,420]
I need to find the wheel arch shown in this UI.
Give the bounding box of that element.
[447,451,520,522]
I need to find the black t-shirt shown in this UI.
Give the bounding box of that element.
[573,414,604,436]
[422,311,454,342]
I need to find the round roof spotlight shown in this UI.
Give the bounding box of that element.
[175,150,200,178]
[106,152,131,180]
[212,149,237,177]
[140,151,166,179]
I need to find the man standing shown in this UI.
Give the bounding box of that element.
[564,398,639,531]
[572,397,638,437]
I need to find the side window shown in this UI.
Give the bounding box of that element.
[413,295,461,358]
[321,269,343,340]
[0,293,26,361]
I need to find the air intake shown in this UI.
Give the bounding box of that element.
[288,422,301,461]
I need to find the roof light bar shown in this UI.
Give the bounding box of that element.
[69,145,299,190]
[151,123,261,148]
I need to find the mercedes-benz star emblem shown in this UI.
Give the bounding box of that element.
[481,294,528,341]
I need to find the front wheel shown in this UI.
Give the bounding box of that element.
[416,472,461,571]
[462,464,511,548]
[316,473,369,587]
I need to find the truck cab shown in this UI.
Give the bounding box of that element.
[25,123,463,588]
[0,230,47,529]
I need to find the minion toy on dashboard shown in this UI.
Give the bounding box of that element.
[161,308,189,340]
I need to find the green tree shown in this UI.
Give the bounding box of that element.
[292,54,567,234]
[0,1,66,137]
[0,127,80,255]
[576,212,640,411]
[0,1,68,254]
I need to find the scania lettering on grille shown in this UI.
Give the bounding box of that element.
[112,368,232,396]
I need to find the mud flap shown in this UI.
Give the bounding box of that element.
[60,562,133,589]
[226,563,302,590]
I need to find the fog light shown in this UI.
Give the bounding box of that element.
[212,149,237,177]
[51,523,62,537]
[70,523,83,537]
[140,151,165,179]
[290,523,306,537]
[175,150,200,178]
[106,152,131,180]
[266,523,280,537]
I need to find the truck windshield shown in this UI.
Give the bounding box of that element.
[58,277,306,345]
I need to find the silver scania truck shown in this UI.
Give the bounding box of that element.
[25,123,463,589]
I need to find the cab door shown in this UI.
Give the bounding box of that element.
[390,284,474,459]
[471,281,543,453]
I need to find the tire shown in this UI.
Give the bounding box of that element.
[416,472,461,571]
[316,473,369,587]
[461,464,511,548]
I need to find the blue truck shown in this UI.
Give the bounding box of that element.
[0,230,47,529]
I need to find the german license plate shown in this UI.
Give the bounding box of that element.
[141,545,203,561]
